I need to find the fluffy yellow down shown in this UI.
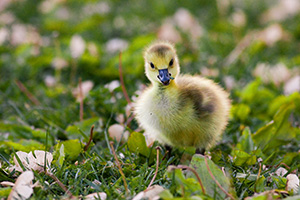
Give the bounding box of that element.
[134,41,231,149]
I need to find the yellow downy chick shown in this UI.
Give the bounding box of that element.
[134,41,231,150]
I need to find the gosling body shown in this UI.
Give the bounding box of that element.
[134,42,230,149]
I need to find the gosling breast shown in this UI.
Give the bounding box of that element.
[134,74,230,149]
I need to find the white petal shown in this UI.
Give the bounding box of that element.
[8,171,34,200]
[133,185,165,200]
[38,0,57,14]
[108,124,129,143]
[11,24,27,46]
[286,174,299,193]
[85,192,107,200]
[0,27,9,45]
[230,10,246,27]
[87,42,99,57]
[55,7,70,20]
[259,24,285,46]
[0,12,15,25]
[33,150,53,171]
[105,38,128,53]
[104,80,120,92]
[0,1,12,14]
[0,181,15,187]
[284,75,300,95]
[275,167,288,177]
[70,35,86,58]
[200,67,219,77]
[115,114,125,124]
[28,151,40,171]
[158,22,182,43]
[223,76,235,91]
[44,75,56,87]
[173,8,203,39]
[83,2,110,16]
[52,57,68,70]
[72,80,94,101]
[91,179,102,189]
[253,62,290,86]
[261,0,300,22]
[14,151,30,172]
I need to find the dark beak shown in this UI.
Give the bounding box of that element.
[158,69,170,86]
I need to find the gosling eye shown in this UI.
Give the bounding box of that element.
[150,62,155,69]
[169,58,174,67]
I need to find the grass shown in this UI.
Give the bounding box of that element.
[1,0,300,199]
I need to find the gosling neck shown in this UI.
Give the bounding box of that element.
[153,79,177,91]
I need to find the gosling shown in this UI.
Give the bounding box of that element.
[134,41,231,152]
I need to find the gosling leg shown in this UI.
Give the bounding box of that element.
[165,145,173,158]
[196,148,205,155]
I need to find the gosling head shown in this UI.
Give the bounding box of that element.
[144,41,180,86]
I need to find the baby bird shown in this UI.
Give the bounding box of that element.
[134,41,231,152]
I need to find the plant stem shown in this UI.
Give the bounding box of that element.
[147,147,160,188]
[118,52,131,105]
[175,165,206,195]
[45,171,75,199]
[204,156,235,200]
[15,80,40,106]
[84,125,94,151]
[109,141,129,195]
[79,77,83,121]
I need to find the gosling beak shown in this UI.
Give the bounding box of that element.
[157,69,170,86]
